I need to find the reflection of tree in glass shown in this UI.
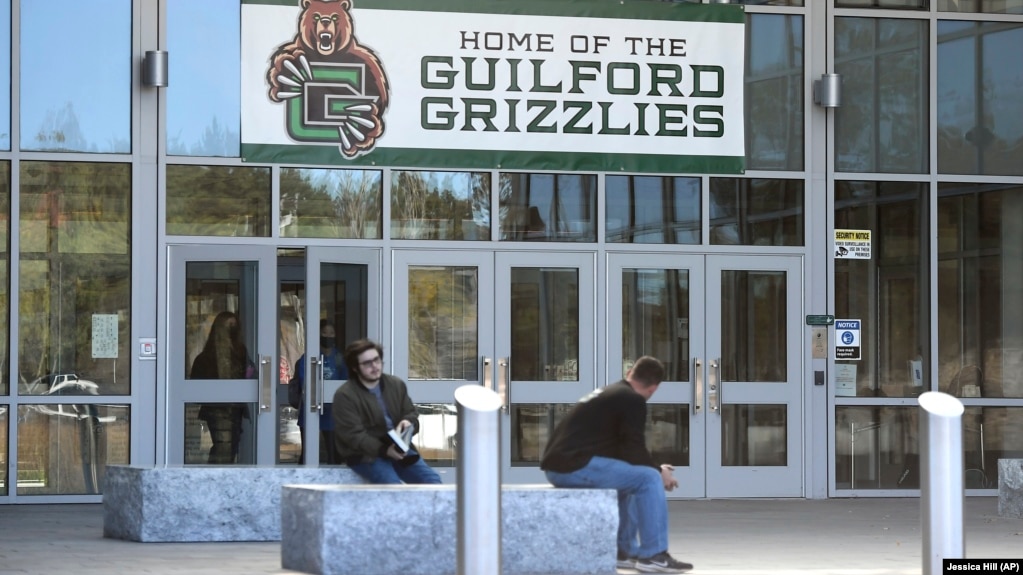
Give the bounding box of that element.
[280,168,381,239]
[166,165,270,236]
[167,116,240,157]
[18,162,131,394]
[392,171,489,240]
[407,267,478,380]
[29,102,129,154]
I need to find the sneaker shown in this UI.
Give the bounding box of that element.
[616,550,637,569]
[635,551,693,574]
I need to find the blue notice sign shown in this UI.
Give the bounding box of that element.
[835,319,861,360]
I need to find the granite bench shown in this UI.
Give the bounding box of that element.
[102,465,369,542]
[281,484,618,575]
[998,459,1023,519]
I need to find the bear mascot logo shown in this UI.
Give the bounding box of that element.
[266,0,389,158]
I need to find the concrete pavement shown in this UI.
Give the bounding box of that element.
[0,497,1020,574]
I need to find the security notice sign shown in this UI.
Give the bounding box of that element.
[834,229,871,259]
[835,319,861,360]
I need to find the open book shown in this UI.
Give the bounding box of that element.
[387,424,415,454]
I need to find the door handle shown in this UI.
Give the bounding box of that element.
[259,355,272,413]
[308,357,320,414]
[497,357,509,412]
[708,358,721,412]
[481,356,492,390]
[693,357,702,414]
[316,355,326,415]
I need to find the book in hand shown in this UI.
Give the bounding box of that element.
[387,424,415,455]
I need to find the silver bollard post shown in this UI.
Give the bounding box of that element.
[919,391,965,575]
[455,384,503,575]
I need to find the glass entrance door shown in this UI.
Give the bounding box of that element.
[286,247,380,466]
[608,253,804,497]
[168,245,277,465]
[391,250,595,483]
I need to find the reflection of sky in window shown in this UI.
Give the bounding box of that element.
[167,0,240,156]
[749,14,803,75]
[938,23,1023,145]
[20,0,129,152]
[0,0,9,150]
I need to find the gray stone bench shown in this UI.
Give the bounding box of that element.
[281,484,617,575]
[998,459,1023,519]
[102,465,367,542]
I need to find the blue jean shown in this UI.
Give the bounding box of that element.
[349,452,442,484]
[545,456,667,559]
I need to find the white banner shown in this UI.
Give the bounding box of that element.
[241,0,746,173]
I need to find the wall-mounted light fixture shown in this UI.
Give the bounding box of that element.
[813,73,842,108]
[143,51,169,88]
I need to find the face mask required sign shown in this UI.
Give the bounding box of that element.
[241,0,746,174]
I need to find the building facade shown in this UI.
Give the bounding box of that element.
[1,0,1022,504]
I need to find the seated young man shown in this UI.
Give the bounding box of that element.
[541,355,692,574]
[332,339,441,484]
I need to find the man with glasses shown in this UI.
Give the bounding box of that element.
[332,339,442,484]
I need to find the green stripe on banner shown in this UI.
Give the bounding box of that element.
[241,0,745,23]
[241,144,745,175]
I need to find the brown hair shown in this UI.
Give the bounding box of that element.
[629,356,665,388]
[343,338,384,374]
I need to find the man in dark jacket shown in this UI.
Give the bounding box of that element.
[541,356,692,574]
[332,339,441,484]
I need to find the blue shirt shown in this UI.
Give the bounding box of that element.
[294,349,347,430]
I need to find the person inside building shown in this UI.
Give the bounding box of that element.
[189,311,253,464]
[541,355,693,574]
[332,338,442,484]
[291,319,347,464]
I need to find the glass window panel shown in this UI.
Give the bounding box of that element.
[510,268,579,382]
[391,171,490,240]
[184,261,258,466]
[835,406,919,490]
[938,22,1023,176]
[720,271,787,382]
[835,18,928,173]
[0,162,7,396]
[746,14,804,171]
[709,178,805,246]
[184,262,259,381]
[0,0,9,150]
[727,1,804,5]
[721,404,786,466]
[606,176,700,244]
[622,269,690,382]
[938,183,1023,399]
[836,0,928,7]
[167,0,240,156]
[20,0,130,153]
[938,0,1023,13]
[185,403,255,465]
[19,162,131,396]
[417,403,458,467]
[510,403,688,466]
[963,407,1023,489]
[499,173,596,242]
[166,165,271,237]
[407,266,478,381]
[16,404,129,495]
[834,181,929,398]
[280,168,382,239]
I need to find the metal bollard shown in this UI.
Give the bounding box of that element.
[919,391,965,575]
[455,384,504,575]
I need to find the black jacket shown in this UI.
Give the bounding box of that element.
[540,380,657,473]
